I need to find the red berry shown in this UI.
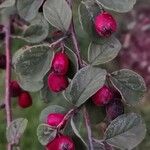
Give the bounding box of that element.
[0,54,6,69]
[92,85,113,106]
[52,51,69,75]
[46,135,75,150]
[94,12,117,37]
[10,81,22,97]
[18,91,32,108]
[46,113,65,128]
[106,98,124,121]
[47,72,69,93]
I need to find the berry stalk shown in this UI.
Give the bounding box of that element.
[4,20,13,150]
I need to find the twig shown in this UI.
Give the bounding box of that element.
[83,106,94,150]
[68,0,83,68]
[4,20,13,150]
[70,22,83,68]
[57,107,78,130]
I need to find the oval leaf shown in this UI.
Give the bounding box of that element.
[88,36,121,65]
[12,45,54,82]
[0,0,15,8]
[64,65,107,106]
[18,76,44,92]
[23,14,49,43]
[65,46,79,79]
[39,105,66,123]
[110,69,147,105]
[43,0,72,32]
[37,124,57,146]
[6,118,28,145]
[17,0,44,21]
[104,113,146,150]
[96,0,136,13]
[78,0,101,43]
[71,111,88,147]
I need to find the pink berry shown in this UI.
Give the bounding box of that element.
[0,54,6,69]
[46,135,75,150]
[10,80,22,97]
[47,72,69,93]
[18,91,32,108]
[94,12,117,37]
[92,85,113,106]
[46,113,66,128]
[52,51,69,75]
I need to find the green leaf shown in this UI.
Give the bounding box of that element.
[88,37,121,65]
[39,105,66,123]
[96,0,136,13]
[71,110,88,147]
[64,65,107,106]
[37,124,57,146]
[104,113,146,150]
[65,46,79,79]
[110,69,147,105]
[18,76,44,92]
[43,0,72,32]
[0,0,15,8]
[17,0,44,21]
[12,45,54,82]
[23,14,49,43]
[78,0,103,43]
[6,118,28,145]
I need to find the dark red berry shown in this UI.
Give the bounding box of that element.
[94,12,117,37]
[18,91,32,108]
[46,135,75,150]
[0,54,6,69]
[106,98,124,121]
[92,85,113,106]
[46,113,66,128]
[47,72,69,93]
[10,81,22,97]
[52,51,69,75]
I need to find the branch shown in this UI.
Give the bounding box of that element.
[4,20,13,150]
[70,24,83,68]
[83,106,94,150]
[68,0,83,68]
[57,107,78,130]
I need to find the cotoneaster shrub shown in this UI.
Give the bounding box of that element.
[0,0,147,150]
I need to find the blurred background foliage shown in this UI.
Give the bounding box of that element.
[0,0,150,149]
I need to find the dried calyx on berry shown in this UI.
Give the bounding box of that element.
[92,85,113,106]
[47,72,69,93]
[105,98,124,121]
[46,135,75,150]
[0,54,6,69]
[18,91,32,108]
[10,80,22,97]
[94,12,117,37]
[46,113,66,128]
[52,51,69,75]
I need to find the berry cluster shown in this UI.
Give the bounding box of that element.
[10,81,32,108]
[92,85,124,121]
[48,51,69,93]
[0,54,32,108]
[46,113,75,150]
